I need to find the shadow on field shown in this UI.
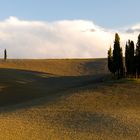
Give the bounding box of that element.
[0,68,108,111]
[83,59,108,75]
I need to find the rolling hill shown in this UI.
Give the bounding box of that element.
[0,59,139,140]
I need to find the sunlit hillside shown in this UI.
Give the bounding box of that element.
[0,59,108,76]
[0,59,139,140]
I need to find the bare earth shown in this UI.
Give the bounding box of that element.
[0,59,139,140]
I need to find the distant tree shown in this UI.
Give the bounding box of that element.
[136,34,140,78]
[4,49,7,61]
[108,46,115,74]
[113,33,124,78]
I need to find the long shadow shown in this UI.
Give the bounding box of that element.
[83,59,109,75]
[0,68,108,112]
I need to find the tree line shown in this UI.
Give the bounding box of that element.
[108,33,140,78]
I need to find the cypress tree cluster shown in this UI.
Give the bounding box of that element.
[108,33,140,78]
[108,33,124,78]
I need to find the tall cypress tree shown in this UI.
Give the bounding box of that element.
[125,40,135,76]
[120,47,125,77]
[125,41,129,75]
[130,41,135,76]
[113,33,124,78]
[136,34,140,78]
[4,49,7,61]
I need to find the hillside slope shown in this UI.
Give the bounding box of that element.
[0,59,108,106]
[0,59,139,140]
[0,59,108,76]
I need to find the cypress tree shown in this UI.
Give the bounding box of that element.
[4,49,7,61]
[120,47,125,77]
[125,41,129,75]
[108,47,115,74]
[129,41,135,76]
[136,34,140,78]
[113,33,124,78]
[125,40,135,76]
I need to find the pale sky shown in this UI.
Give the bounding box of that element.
[0,0,140,28]
[0,0,139,58]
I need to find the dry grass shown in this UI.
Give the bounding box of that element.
[0,59,139,140]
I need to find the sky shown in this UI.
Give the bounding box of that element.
[0,0,140,58]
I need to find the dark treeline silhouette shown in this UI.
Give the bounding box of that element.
[108,33,140,79]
